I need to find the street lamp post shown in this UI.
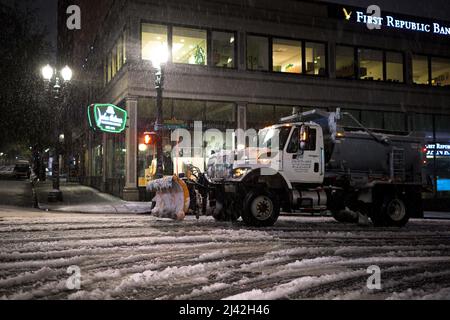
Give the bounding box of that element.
[150,45,169,179]
[41,64,73,202]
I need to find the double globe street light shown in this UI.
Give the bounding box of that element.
[41,64,73,202]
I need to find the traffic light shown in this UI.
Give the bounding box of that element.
[143,132,157,145]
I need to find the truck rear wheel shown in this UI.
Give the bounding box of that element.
[242,190,280,227]
[383,197,409,227]
[371,196,410,227]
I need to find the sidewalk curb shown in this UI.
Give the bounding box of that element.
[31,180,153,215]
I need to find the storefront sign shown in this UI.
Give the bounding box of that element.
[425,144,450,158]
[88,104,127,134]
[337,5,450,37]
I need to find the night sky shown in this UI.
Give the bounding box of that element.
[2,0,449,53]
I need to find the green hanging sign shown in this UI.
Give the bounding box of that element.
[88,104,127,134]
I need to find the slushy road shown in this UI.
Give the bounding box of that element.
[0,179,33,208]
[1,207,450,300]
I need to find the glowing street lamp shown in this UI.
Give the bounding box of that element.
[40,64,73,202]
[61,66,73,82]
[149,45,169,178]
[150,44,169,70]
[41,65,54,81]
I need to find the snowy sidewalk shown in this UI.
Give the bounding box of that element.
[34,180,153,214]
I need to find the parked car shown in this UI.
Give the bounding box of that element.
[0,165,15,179]
[13,161,31,180]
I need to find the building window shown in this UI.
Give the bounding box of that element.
[336,46,355,79]
[111,50,116,78]
[138,98,237,180]
[272,38,302,74]
[173,27,207,65]
[384,112,406,132]
[172,99,205,121]
[107,55,112,82]
[431,57,450,87]
[205,102,236,127]
[305,42,326,75]
[386,52,404,83]
[104,59,108,86]
[122,30,127,64]
[117,37,123,71]
[247,35,269,71]
[358,48,383,81]
[435,115,450,137]
[412,55,429,85]
[247,104,274,129]
[211,31,235,68]
[274,105,296,120]
[93,144,103,177]
[141,23,169,62]
[361,110,383,129]
[412,113,433,135]
[340,109,361,128]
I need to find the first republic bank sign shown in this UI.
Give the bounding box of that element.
[337,5,450,36]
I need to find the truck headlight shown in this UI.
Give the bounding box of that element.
[232,167,251,179]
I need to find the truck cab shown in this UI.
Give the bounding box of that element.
[280,123,325,185]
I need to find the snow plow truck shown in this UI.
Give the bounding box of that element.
[147,108,430,227]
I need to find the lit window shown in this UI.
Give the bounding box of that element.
[412,55,429,85]
[173,27,207,65]
[272,39,302,74]
[212,31,235,68]
[107,55,112,82]
[247,35,269,71]
[123,30,127,64]
[386,52,404,83]
[305,42,326,75]
[111,49,117,78]
[141,24,169,61]
[431,57,450,87]
[117,37,123,71]
[358,48,383,81]
[336,46,355,79]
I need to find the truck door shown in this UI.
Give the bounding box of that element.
[282,125,324,184]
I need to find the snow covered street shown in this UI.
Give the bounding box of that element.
[1,207,450,300]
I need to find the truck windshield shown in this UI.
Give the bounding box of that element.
[257,127,292,150]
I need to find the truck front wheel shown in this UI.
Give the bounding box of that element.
[242,190,280,227]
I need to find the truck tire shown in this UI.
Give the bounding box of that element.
[371,196,410,227]
[382,197,410,227]
[242,190,280,227]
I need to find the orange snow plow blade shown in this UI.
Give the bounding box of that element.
[147,176,190,220]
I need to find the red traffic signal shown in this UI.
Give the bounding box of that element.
[143,132,157,145]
